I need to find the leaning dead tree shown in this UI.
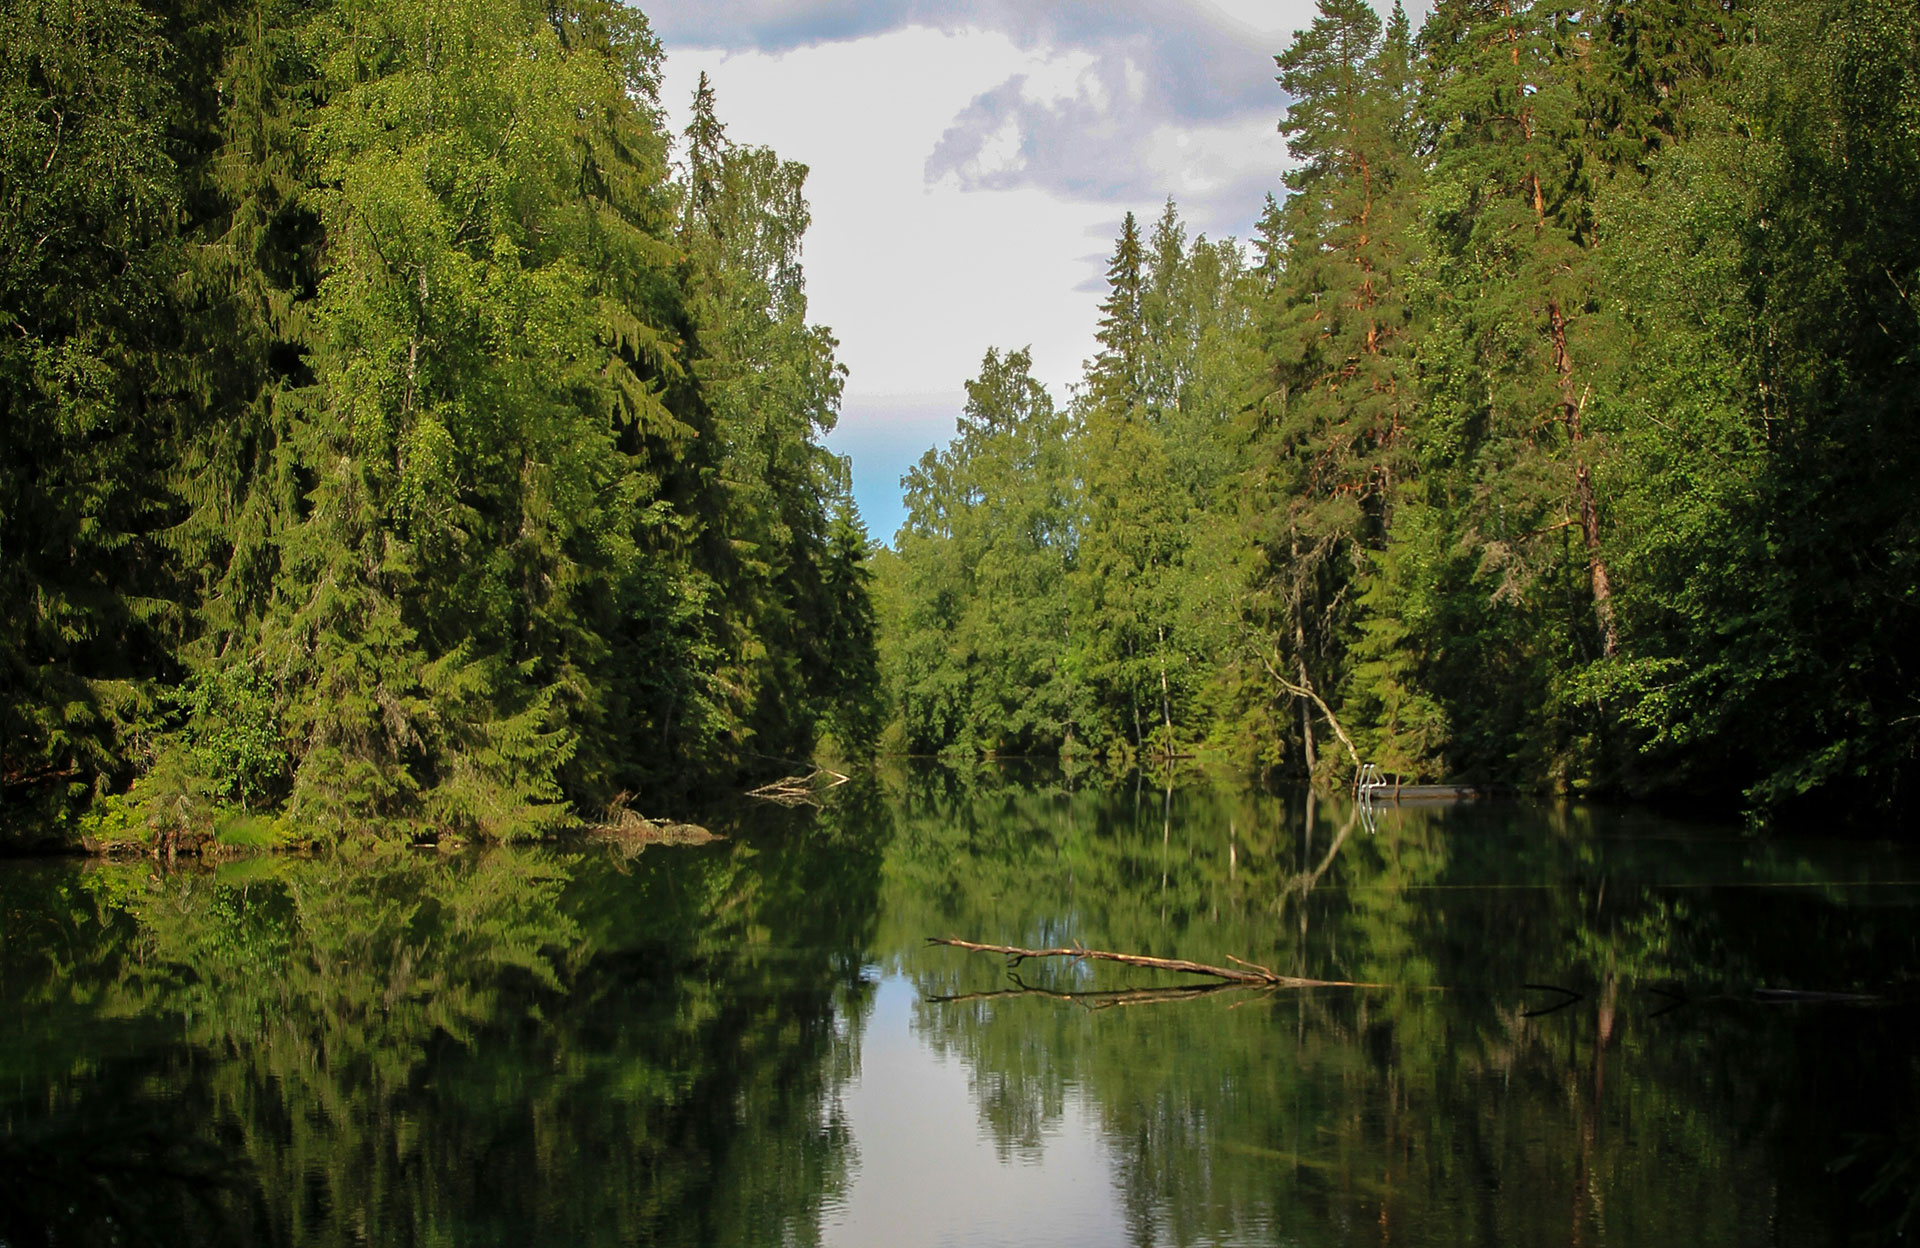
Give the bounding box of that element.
[927,938,1381,989]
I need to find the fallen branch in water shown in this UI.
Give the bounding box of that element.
[927,938,1383,988]
[747,767,850,806]
[929,977,1247,1012]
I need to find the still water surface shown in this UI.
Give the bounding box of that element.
[2,767,1916,1246]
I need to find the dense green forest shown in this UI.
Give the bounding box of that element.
[5,0,1917,844]
[878,0,1920,820]
[1,0,878,845]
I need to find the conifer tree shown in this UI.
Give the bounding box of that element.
[1075,217,1180,753]
[1070,205,1258,756]
[1246,0,1423,778]
[684,71,727,223]
[1420,0,1619,657]
[0,0,188,797]
[676,75,875,764]
[1088,211,1147,411]
[1587,0,1748,171]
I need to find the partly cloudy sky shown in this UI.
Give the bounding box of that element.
[643,0,1427,540]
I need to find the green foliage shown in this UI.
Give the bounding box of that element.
[878,219,1260,761]
[172,664,288,809]
[1,0,878,842]
[6,0,1916,829]
[0,0,185,794]
[884,346,1079,754]
[877,0,1920,819]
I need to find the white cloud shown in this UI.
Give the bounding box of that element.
[648,1,1436,539]
[1016,49,1100,107]
[965,115,1026,179]
[662,27,1123,399]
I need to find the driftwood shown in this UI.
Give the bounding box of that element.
[930,945,1886,1018]
[588,792,721,850]
[746,767,850,807]
[1260,652,1361,772]
[929,976,1247,1012]
[927,938,1382,989]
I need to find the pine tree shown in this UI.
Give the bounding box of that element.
[1421,0,1619,658]
[1244,0,1423,779]
[1089,212,1147,411]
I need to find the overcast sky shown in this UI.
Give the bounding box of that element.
[643,1,1426,541]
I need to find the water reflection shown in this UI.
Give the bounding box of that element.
[0,767,1914,1246]
[0,801,884,1248]
[873,766,1919,1247]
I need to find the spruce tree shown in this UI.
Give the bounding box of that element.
[0,0,188,800]
[676,76,873,767]
[1089,211,1147,412]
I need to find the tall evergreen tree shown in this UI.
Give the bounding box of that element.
[1088,211,1147,411]
[677,75,876,766]
[0,0,190,799]
[1245,0,1423,778]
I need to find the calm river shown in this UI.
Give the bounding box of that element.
[2,766,1915,1246]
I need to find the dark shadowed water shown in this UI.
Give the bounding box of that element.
[3,766,1916,1246]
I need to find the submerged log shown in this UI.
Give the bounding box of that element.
[927,938,1382,989]
[928,978,1245,1011]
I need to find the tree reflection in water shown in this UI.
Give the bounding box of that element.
[878,763,1920,1247]
[0,766,1914,1246]
[0,796,885,1248]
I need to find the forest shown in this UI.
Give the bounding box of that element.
[3,0,1917,847]
[2,0,879,846]
[877,0,1920,822]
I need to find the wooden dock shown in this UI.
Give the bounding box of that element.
[1353,764,1497,803]
[1360,783,1493,802]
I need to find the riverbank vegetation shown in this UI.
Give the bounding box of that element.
[877,0,1920,821]
[2,0,877,847]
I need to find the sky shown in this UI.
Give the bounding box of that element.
[643,0,1425,542]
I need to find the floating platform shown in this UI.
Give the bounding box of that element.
[1360,784,1493,802]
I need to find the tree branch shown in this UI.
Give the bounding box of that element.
[1261,653,1361,771]
[928,937,1380,988]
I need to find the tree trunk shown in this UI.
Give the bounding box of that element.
[1156,624,1173,749]
[1295,617,1318,773]
[1548,298,1620,657]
